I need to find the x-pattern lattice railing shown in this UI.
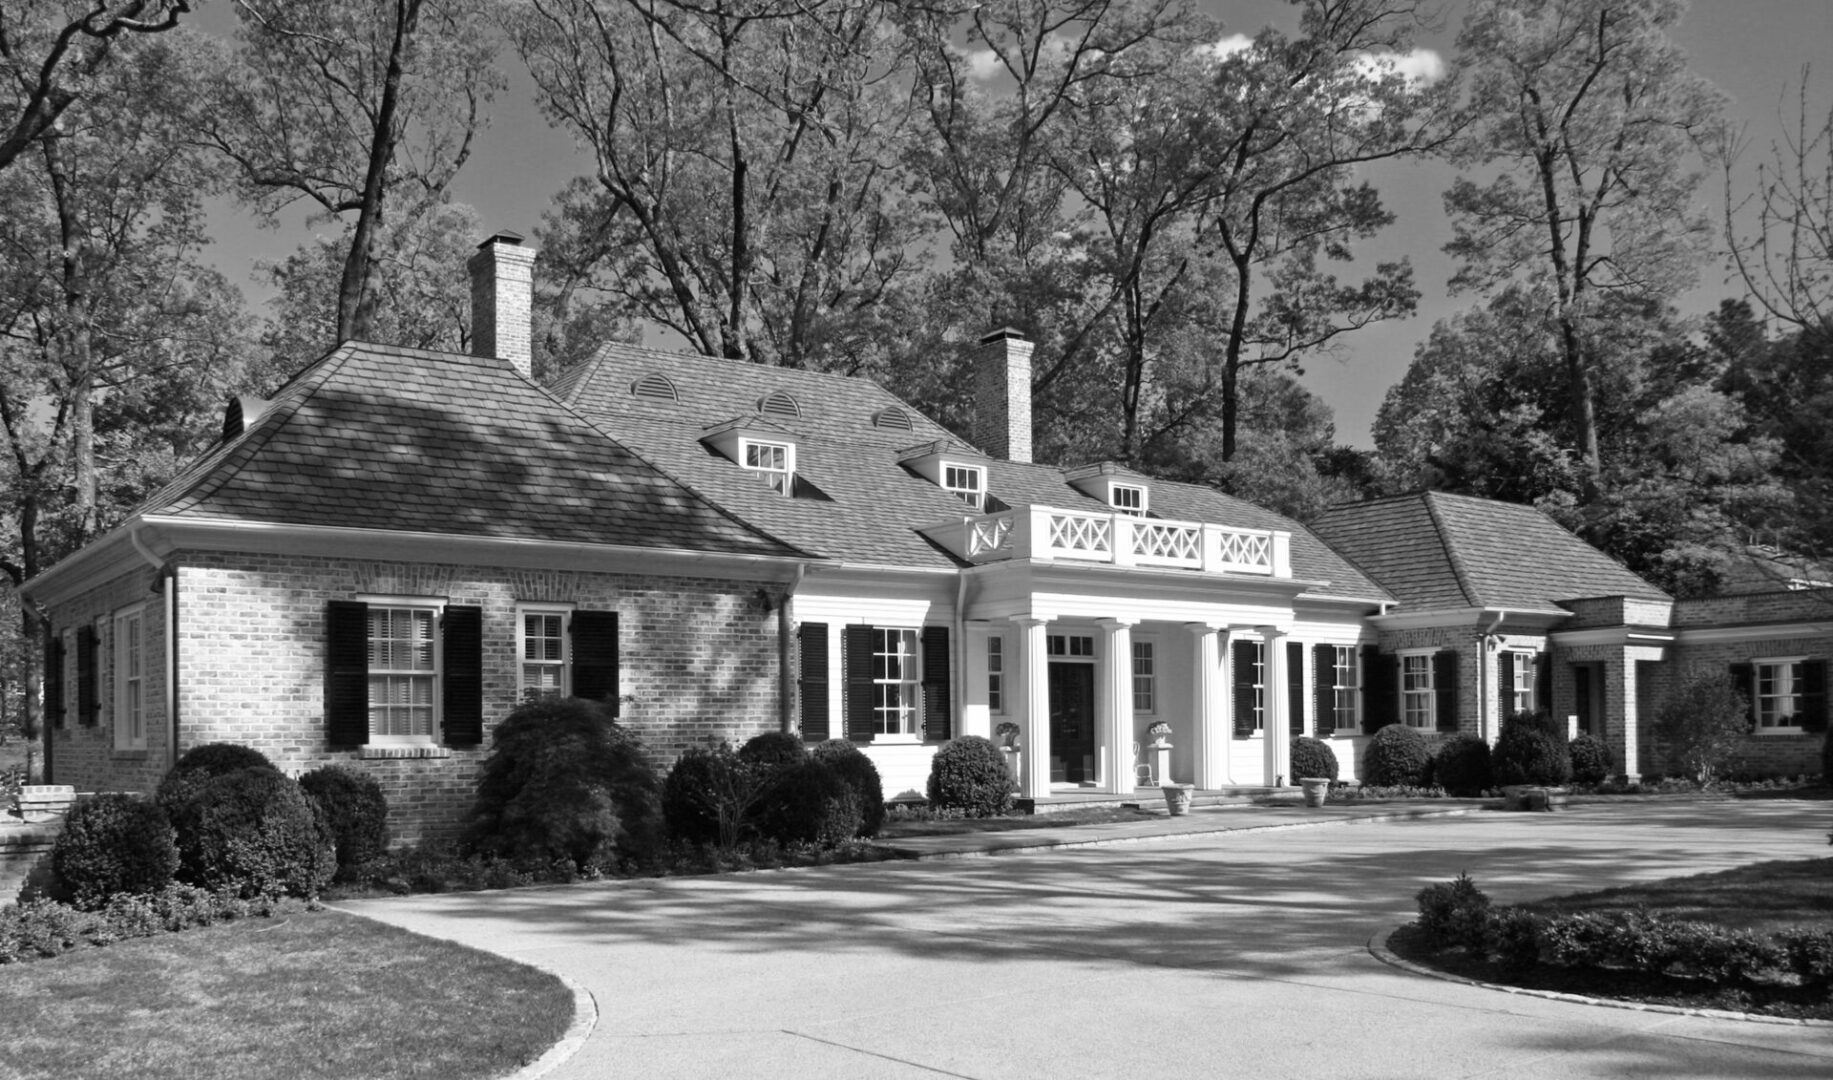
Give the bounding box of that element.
[1132,522,1201,562]
[1049,512,1112,555]
[969,515,1013,557]
[1215,529,1272,570]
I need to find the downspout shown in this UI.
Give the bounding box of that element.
[128,524,178,769]
[777,564,807,733]
[954,570,969,736]
[1478,609,1505,742]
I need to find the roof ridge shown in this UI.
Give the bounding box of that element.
[1422,491,1483,608]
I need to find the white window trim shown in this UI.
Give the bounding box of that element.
[360,596,448,746]
[941,461,986,510]
[1110,482,1147,516]
[872,627,923,739]
[986,633,1005,715]
[1753,655,1809,733]
[1507,650,1538,714]
[112,604,147,751]
[1399,649,1437,730]
[1240,639,1266,737]
[1330,644,1361,737]
[517,603,575,703]
[740,437,795,495]
[1132,637,1157,715]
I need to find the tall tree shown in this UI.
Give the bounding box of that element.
[197,0,499,343]
[1444,0,1726,494]
[1721,75,1831,334]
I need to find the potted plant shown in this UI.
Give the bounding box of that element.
[1299,777,1330,807]
[1161,783,1193,815]
[1146,720,1172,747]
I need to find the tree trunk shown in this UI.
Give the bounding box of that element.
[336,0,420,343]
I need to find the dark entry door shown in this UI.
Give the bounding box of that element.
[1049,662,1097,784]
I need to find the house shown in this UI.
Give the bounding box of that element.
[22,235,1828,843]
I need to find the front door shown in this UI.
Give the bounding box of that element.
[1049,662,1097,784]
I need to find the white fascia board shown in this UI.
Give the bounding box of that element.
[1548,626,1676,647]
[1671,622,1833,645]
[1372,606,1570,631]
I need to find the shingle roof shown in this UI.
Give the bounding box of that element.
[140,342,804,558]
[1312,491,1667,613]
[553,344,1392,600]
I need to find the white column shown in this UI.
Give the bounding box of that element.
[1097,619,1136,793]
[1187,623,1224,788]
[1012,617,1051,800]
[1260,625,1291,786]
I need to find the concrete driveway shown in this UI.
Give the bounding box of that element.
[339,801,1832,1079]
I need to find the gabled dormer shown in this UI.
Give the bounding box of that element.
[702,416,799,496]
[1065,462,1151,517]
[899,439,991,510]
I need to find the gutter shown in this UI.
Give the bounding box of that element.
[777,563,808,733]
[954,571,969,739]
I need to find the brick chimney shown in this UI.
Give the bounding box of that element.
[467,231,535,378]
[972,327,1034,463]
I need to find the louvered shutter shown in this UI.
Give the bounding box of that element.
[44,634,65,730]
[75,625,99,726]
[441,606,483,746]
[1800,659,1827,733]
[844,625,875,743]
[571,611,620,715]
[1434,650,1459,732]
[922,626,952,742]
[1232,640,1257,738]
[1286,641,1305,737]
[325,601,370,747]
[1313,643,1335,738]
[1535,652,1553,712]
[1363,646,1395,733]
[1497,651,1515,719]
[1729,662,1756,731]
[798,622,829,742]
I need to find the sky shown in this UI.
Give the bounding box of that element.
[197,0,1833,450]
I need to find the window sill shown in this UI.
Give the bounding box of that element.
[359,745,454,760]
[112,748,150,759]
[1753,728,1809,737]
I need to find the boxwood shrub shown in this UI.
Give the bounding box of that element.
[51,794,179,910]
[1362,724,1432,787]
[812,739,885,837]
[1290,736,1339,782]
[1431,733,1493,796]
[299,765,390,874]
[155,742,276,821]
[751,760,861,848]
[168,767,335,899]
[926,736,1011,817]
[1492,711,1572,786]
[661,745,755,848]
[736,731,808,770]
[1567,733,1614,785]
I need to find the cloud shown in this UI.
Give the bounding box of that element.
[1355,48,1446,87]
[964,47,1004,82]
[1200,33,1257,62]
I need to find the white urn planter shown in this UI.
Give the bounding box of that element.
[1300,777,1330,808]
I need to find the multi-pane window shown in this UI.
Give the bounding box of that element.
[520,610,569,701]
[1047,634,1095,657]
[986,636,1004,713]
[1331,646,1360,733]
[1756,660,1804,729]
[113,607,145,750]
[1111,484,1146,516]
[872,628,921,735]
[743,440,792,494]
[943,464,985,510]
[1246,641,1265,732]
[1508,651,1537,714]
[1132,640,1156,713]
[368,606,437,739]
[1402,654,1434,729]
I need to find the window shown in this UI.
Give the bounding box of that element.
[1755,659,1805,730]
[367,605,438,741]
[1506,651,1537,714]
[1401,653,1434,729]
[1048,634,1095,657]
[1245,642,1265,731]
[872,628,922,735]
[742,439,793,495]
[943,463,985,510]
[113,606,146,750]
[986,635,1004,713]
[519,607,571,702]
[1330,646,1360,732]
[1133,640,1156,713]
[1111,483,1146,516]
[62,629,76,727]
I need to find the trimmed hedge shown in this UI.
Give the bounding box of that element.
[752,760,861,848]
[1492,711,1572,787]
[51,795,179,910]
[168,767,335,899]
[299,765,390,874]
[0,885,279,965]
[1290,736,1339,782]
[1431,733,1493,796]
[1362,724,1432,787]
[155,743,276,821]
[1567,733,1614,785]
[926,736,1012,817]
[737,731,808,769]
[812,739,886,837]
[661,745,756,849]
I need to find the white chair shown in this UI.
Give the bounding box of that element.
[1131,741,1154,788]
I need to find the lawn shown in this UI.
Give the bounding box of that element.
[877,804,1160,838]
[0,909,574,1080]
[1390,856,1833,1020]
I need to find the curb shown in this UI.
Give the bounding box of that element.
[884,805,1483,860]
[1366,925,1833,1028]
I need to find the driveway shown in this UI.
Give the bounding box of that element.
[339,801,1832,1079]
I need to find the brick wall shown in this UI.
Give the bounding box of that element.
[43,564,173,795]
[1658,634,1830,778]
[1672,589,1833,628]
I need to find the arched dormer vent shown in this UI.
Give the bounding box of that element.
[758,389,801,419]
[222,393,269,441]
[631,372,680,402]
[873,407,914,431]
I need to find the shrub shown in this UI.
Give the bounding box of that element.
[1431,733,1493,796]
[1362,724,1433,787]
[736,731,808,770]
[752,760,861,848]
[926,736,1012,817]
[1821,727,1832,787]
[1289,736,1338,782]
[155,742,276,821]
[169,767,335,899]
[1415,872,1489,948]
[1655,672,1749,788]
[299,765,390,874]
[812,739,885,837]
[662,744,762,849]
[1492,711,1573,787]
[463,698,662,870]
[51,794,179,910]
[1567,733,1614,784]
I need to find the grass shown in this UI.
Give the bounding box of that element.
[1390,856,1833,1020]
[877,805,1160,838]
[0,909,574,1080]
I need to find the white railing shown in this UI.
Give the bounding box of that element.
[968,513,1015,558]
[926,505,1290,578]
[1046,510,1112,558]
[1131,521,1202,567]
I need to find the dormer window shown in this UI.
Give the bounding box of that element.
[758,390,801,419]
[1111,483,1147,516]
[743,438,793,495]
[942,464,985,510]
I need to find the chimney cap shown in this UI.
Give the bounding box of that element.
[977,326,1029,346]
[476,230,526,251]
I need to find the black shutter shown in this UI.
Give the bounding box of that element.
[1232,640,1257,738]
[798,622,829,742]
[1800,659,1827,733]
[441,606,483,747]
[1286,641,1305,737]
[1535,651,1553,712]
[844,624,875,743]
[1434,650,1459,732]
[44,634,65,730]
[571,611,620,715]
[1363,646,1396,733]
[922,626,952,742]
[1729,662,1756,731]
[1497,651,1515,719]
[75,625,99,726]
[1313,643,1335,738]
[325,601,370,747]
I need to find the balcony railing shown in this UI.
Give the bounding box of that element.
[936,506,1290,577]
